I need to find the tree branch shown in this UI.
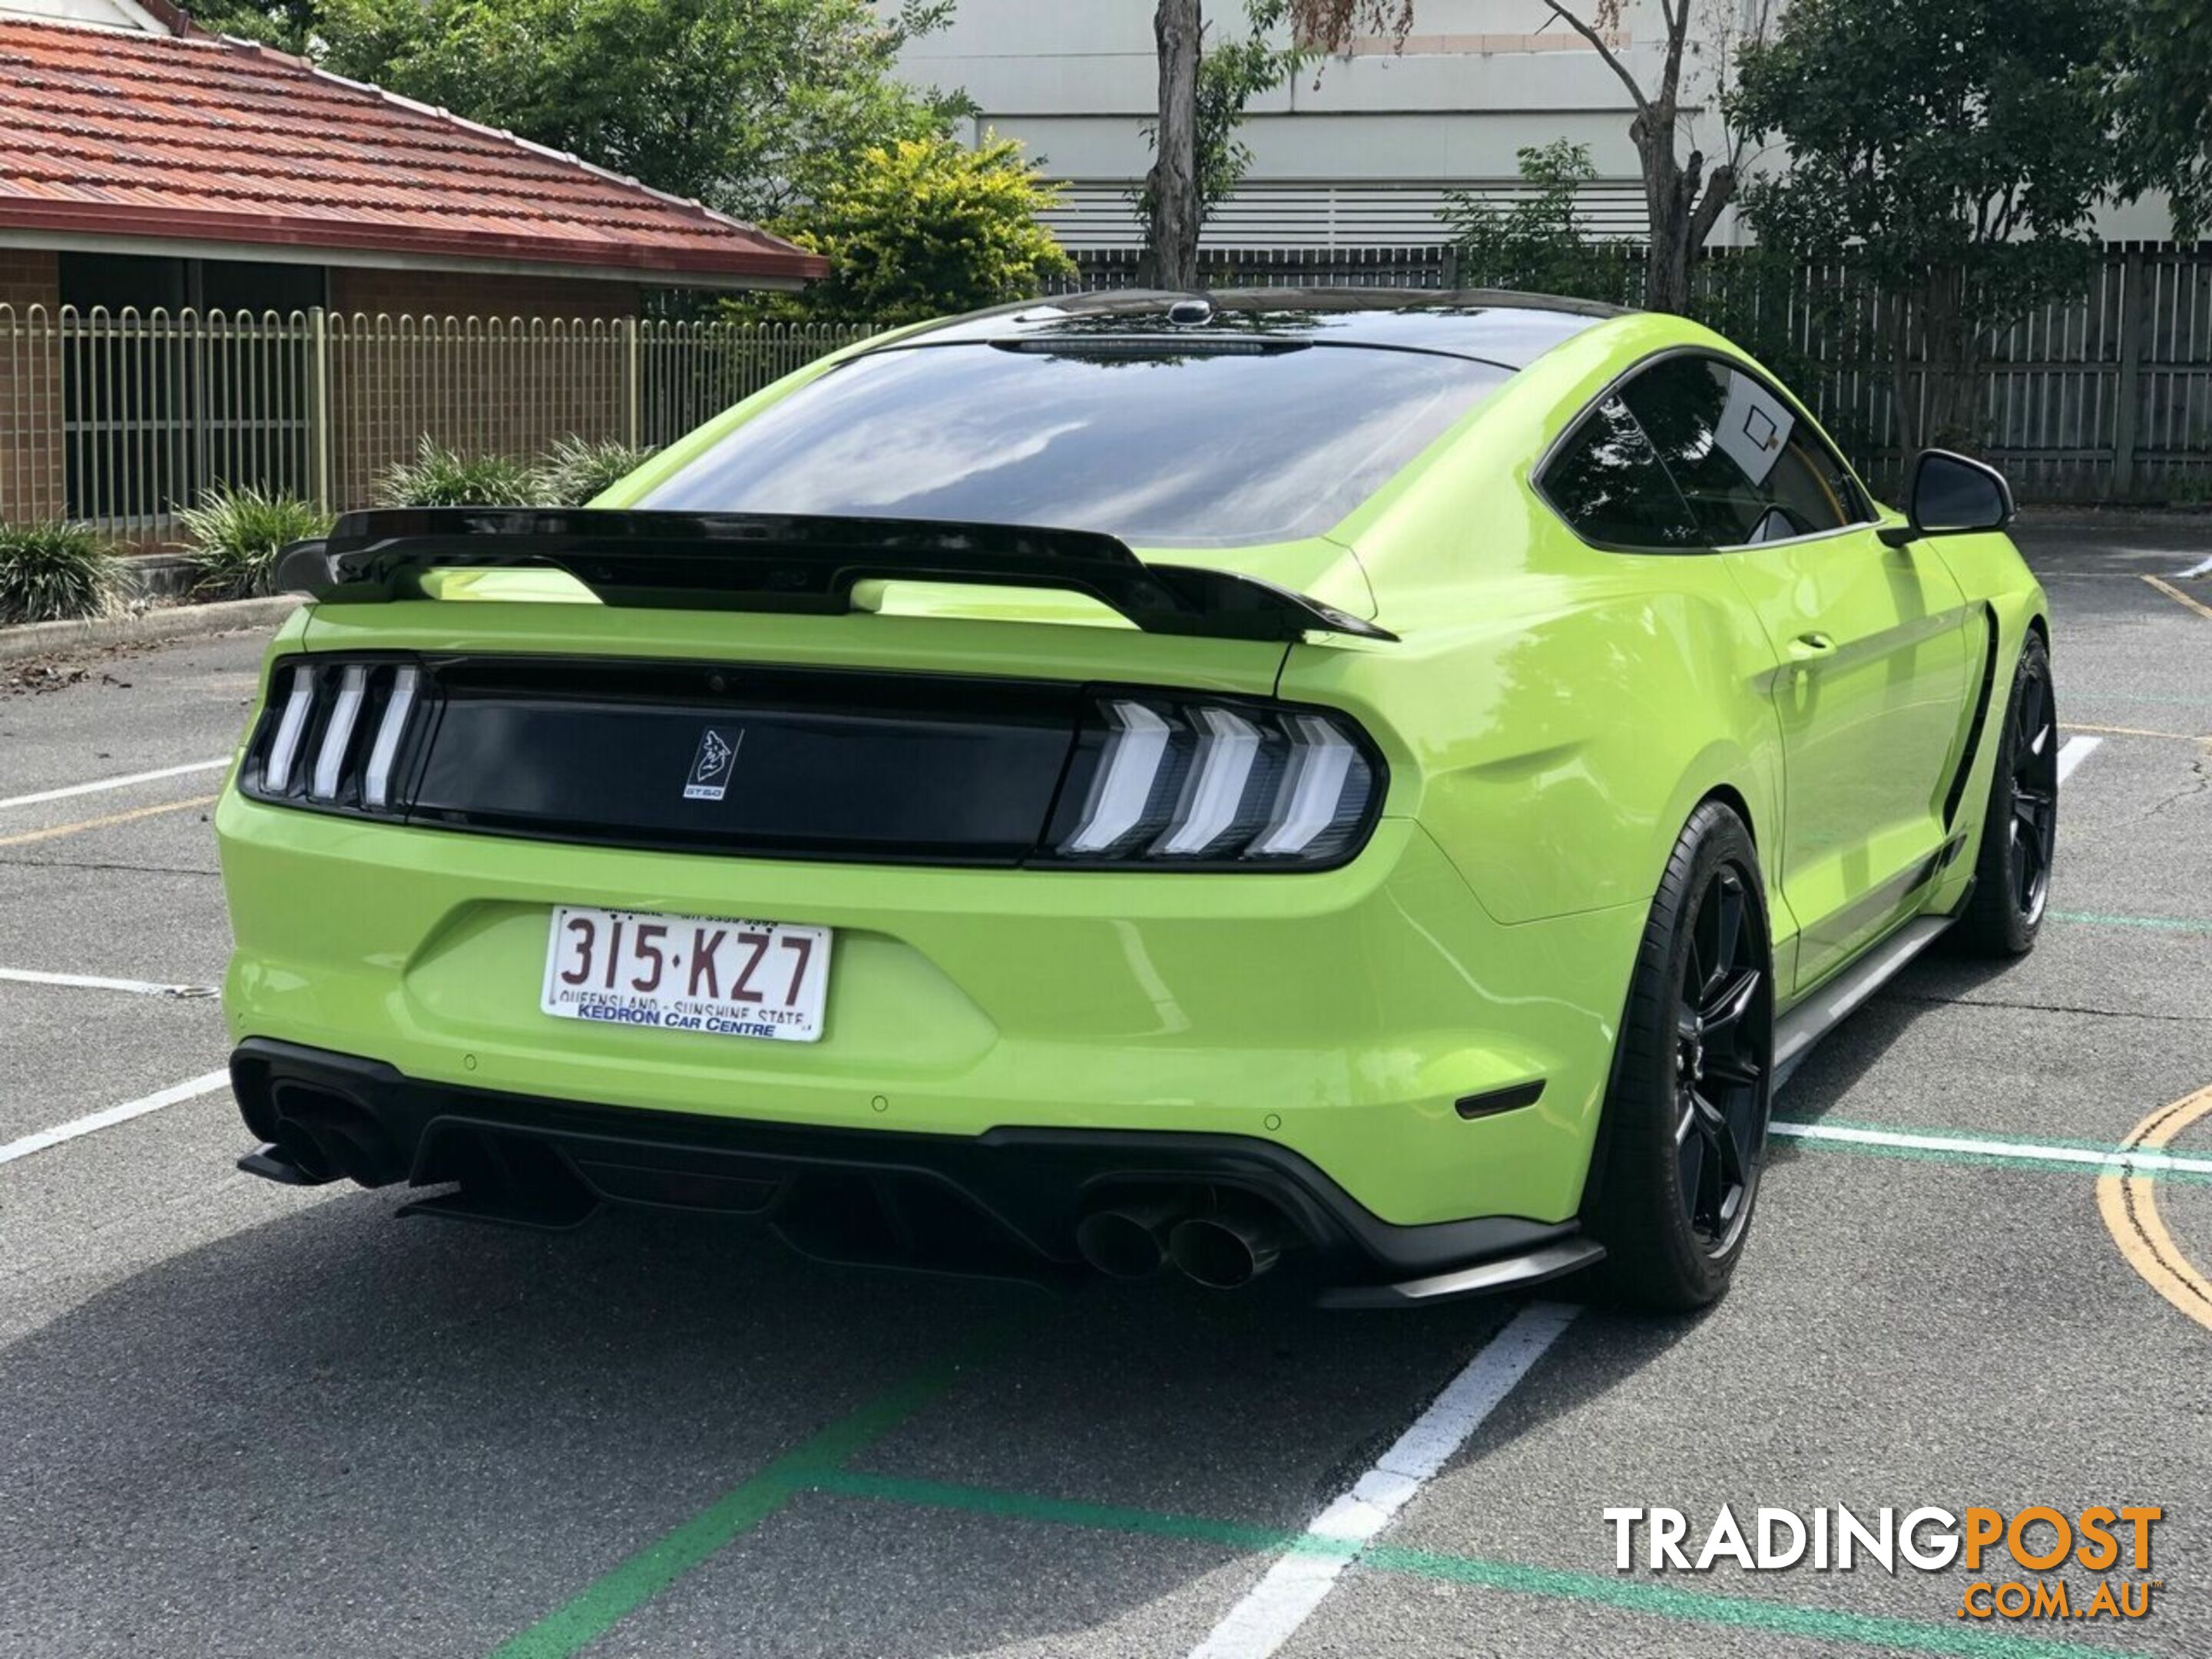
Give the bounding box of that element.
[1541,2,1648,118]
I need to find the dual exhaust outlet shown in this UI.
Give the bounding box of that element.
[1074,1194,1290,1290]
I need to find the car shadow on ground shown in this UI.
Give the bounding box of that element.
[0,1185,1715,1658]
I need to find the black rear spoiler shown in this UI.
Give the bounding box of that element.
[276,508,1397,644]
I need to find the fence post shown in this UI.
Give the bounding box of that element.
[621,316,641,447]
[2111,249,2146,501]
[306,306,333,512]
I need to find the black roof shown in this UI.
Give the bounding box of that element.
[885,287,1628,370]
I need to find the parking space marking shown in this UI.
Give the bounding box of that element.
[813,1471,2140,1659]
[2176,553,2212,578]
[1187,1301,1577,1659]
[2141,572,2212,621]
[1772,1119,2212,1178]
[0,966,219,998]
[0,1070,230,1167]
[0,758,228,812]
[2054,733,2100,783]
[486,1320,1023,1659]
[2051,909,2212,935]
[2098,1085,2212,1333]
[0,793,219,849]
[2061,720,2210,742]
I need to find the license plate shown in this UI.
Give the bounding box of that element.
[540,906,832,1042]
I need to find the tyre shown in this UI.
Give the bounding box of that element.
[1586,801,1774,1311]
[1952,630,2055,957]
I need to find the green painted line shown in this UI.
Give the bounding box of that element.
[2051,909,2212,935]
[813,1471,2145,1659]
[1360,1543,2156,1659]
[485,1325,1019,1659]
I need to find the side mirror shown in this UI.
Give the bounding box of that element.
[1879,449,2016,546]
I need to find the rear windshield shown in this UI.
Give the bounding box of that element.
[636,340,1510,547]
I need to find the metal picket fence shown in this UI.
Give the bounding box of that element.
[2,260,2209,543]
[0,306,874,543]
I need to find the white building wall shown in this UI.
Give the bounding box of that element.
[896,0,2172,250]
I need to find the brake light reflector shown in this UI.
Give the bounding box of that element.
[312,664,369,800]
[261,668,316,794]
[1064,700,1174,853]
[362,665,419,810]
[1251,716,1357,856]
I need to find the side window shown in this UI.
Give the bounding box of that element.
[1618,355,1869,546]
[1538,395,1702,549]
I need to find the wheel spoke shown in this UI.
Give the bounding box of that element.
[1714,874,1744,982]
[1700,967,1762,1032]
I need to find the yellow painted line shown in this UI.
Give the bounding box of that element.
[2097,1084,2212,1333]
[2141,572,2212,622]
[2059,720,2210,742]
[0,793,219,849]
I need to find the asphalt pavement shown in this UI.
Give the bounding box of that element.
[1,516,2207,1658]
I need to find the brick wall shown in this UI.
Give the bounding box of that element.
[0,250,63,522]
[327,266,642,505]
[328,267,642,322]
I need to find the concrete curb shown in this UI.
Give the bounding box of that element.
[0,594,300,665]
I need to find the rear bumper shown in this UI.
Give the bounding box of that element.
[217,789,1646,1229]
[230,1038,1602,1305]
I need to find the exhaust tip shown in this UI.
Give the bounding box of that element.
[1075,1204,1177,1278]
[1168,1210,1284,1290]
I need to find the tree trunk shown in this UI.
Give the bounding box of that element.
[1147,0,1204,292]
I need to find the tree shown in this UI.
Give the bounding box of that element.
[1443,141,1635,303]
[1137,2,1310,235]
[1146,0,1205,290]
[2113,0,2212,242]
[778,134,1074,326]
[305,0,969,221]
[1732,0,2119,452]
[1286,1,1769,313]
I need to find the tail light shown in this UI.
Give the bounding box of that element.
[242,656,428,815]
[1043,694,1382,869]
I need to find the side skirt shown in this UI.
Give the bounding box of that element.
[1773,913,1953,1090]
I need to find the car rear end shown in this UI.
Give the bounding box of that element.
[217,294,1630,1303]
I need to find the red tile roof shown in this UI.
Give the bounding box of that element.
[0,18,828,284]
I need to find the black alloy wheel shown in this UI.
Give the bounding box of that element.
[1674,866,1770,1255]
[1587,800,1775,1310]
[1956,630,2056,957]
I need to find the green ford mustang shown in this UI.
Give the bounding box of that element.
[217,290,2053,1310]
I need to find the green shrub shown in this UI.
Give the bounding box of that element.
[173,485,333,600]
[0,522,122,624]
[373,437,541,508]
[533,435,657,507]
[780,133,1074,326]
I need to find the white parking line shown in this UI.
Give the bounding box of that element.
[2055,733,2099,783]
[1188,1301,1579,1659]
[0,966,218,998]
[0,1069,230,1167]
[0,758,229,812]
[2176,553,2212,579]
[1771,1120,2212,1177]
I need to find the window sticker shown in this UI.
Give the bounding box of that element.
[1715,369,1795,487]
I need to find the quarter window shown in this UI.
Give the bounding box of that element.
[1538,395,1702,548]
[1616,355,1869,546]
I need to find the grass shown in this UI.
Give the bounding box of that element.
[173,485,333,600]
[0,522,122,624]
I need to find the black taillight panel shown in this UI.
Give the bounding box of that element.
[235,654,1386,870]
